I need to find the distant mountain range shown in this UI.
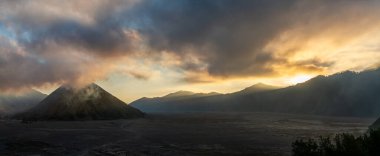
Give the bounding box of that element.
[131,68,380,117]
[16,83,144,121]
[130,83,280,112]
[130,90,224,112]
[0,90,46,116]
[164,90,221,98]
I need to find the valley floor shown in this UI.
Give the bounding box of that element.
[0,112,375,156]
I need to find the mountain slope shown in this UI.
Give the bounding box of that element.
[131,68,380,117]
[0,90,46,116]
[17,83,144,121]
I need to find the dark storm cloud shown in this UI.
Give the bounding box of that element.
[20,20,135,56]
[132,0,297,77]
[5,1,139,57]
[0,37,67,89]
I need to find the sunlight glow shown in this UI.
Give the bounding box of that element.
[288,75,314,85]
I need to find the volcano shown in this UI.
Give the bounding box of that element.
[17,83,144,121]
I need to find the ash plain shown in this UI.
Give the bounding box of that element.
[0,112,375,156]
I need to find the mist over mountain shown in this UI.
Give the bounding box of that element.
[0,90,46,116]
[131,68,380,117]
[17,83,144,121]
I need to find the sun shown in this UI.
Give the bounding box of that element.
[288,75,314,85]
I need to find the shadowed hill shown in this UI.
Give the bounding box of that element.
[131,68,380,117]
[16,83,144,121]
[0,90,46,116]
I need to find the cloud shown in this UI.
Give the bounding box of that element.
[0,36,118,90]
[0,0,143,90]
[128,71,151,80]
[132,0,296,77]
[1,0,380,90]
[131,0,380,79]
[1,0,142,56]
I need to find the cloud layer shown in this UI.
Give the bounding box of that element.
[1,0,380,90]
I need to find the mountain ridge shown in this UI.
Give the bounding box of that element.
[131,68,380,117]
[130,82,281,112]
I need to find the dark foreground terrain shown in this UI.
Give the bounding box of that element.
[0,112,375,156]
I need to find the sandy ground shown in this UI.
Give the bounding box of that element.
[0,112,375,156]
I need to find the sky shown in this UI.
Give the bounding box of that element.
[1,0,380,102]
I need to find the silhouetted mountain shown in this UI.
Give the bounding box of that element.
[249,69,380,117]
[16,83,144,121]
[131,68,380,117]
[131,90,223,112]
[130,83,278,112]
[0,90,46,116]
[164,90,221,98]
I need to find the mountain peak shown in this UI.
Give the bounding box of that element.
[252,82,270,87]
[164,90,195,98]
